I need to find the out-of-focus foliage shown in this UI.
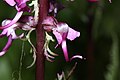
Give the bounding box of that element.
[105,33,119,80]
[0,0,120,80]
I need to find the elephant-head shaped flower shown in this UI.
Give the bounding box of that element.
[0,15,35,56]
[42,16,83,62]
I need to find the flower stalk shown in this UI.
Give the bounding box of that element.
[36,0,48,80]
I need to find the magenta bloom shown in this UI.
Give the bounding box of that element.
[0,15,34,56]
[53,23,80,61]
[0,0,30,29]
[0,20,24,56]
[42,16,83,61]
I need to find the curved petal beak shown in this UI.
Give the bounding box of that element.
[61,40,69,62]
[0,11,23,29]
[0,35,12,56]
[70,55,85,61]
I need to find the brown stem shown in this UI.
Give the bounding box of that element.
[36,0,48,80]
[87,2,96,80]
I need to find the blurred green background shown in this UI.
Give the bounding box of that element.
[0,0,120,80]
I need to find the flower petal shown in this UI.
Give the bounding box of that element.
[15,0,30,12]
[12,33,24,39]
[19,15,35,26]
[67,27,80,41]
[4,0,16,6]
[61,40,69,62]
[0,34,5,38]
[15,4,31,12]
[15,0,29,4]
[44,48,54,62]
[3,35,12,51]
[0,35,12,56]
[70,55,85,61]
[56,23,69,33]
[0,51,6,56]
[53,30,62,45]
[42,16,57,26]
[0,11,23,29]
[57,72,65,80]
[47,45,58,56]
[109,0,112,3]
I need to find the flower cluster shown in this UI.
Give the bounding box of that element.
[0,0,35,56]
[1,0,83,62]
[42,16,83,62]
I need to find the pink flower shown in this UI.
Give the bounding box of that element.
[0,20,24,56]
[42,16,83,62]
[0,15,34,56]
[53,23,80,61]
[0,0,30,29]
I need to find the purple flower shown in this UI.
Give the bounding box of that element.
[42,16,58,31]
[0,15,34,56]
[42,16,83,62]
[0,20,24,56]
[53,23,80,61]
[0,0,30,29]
